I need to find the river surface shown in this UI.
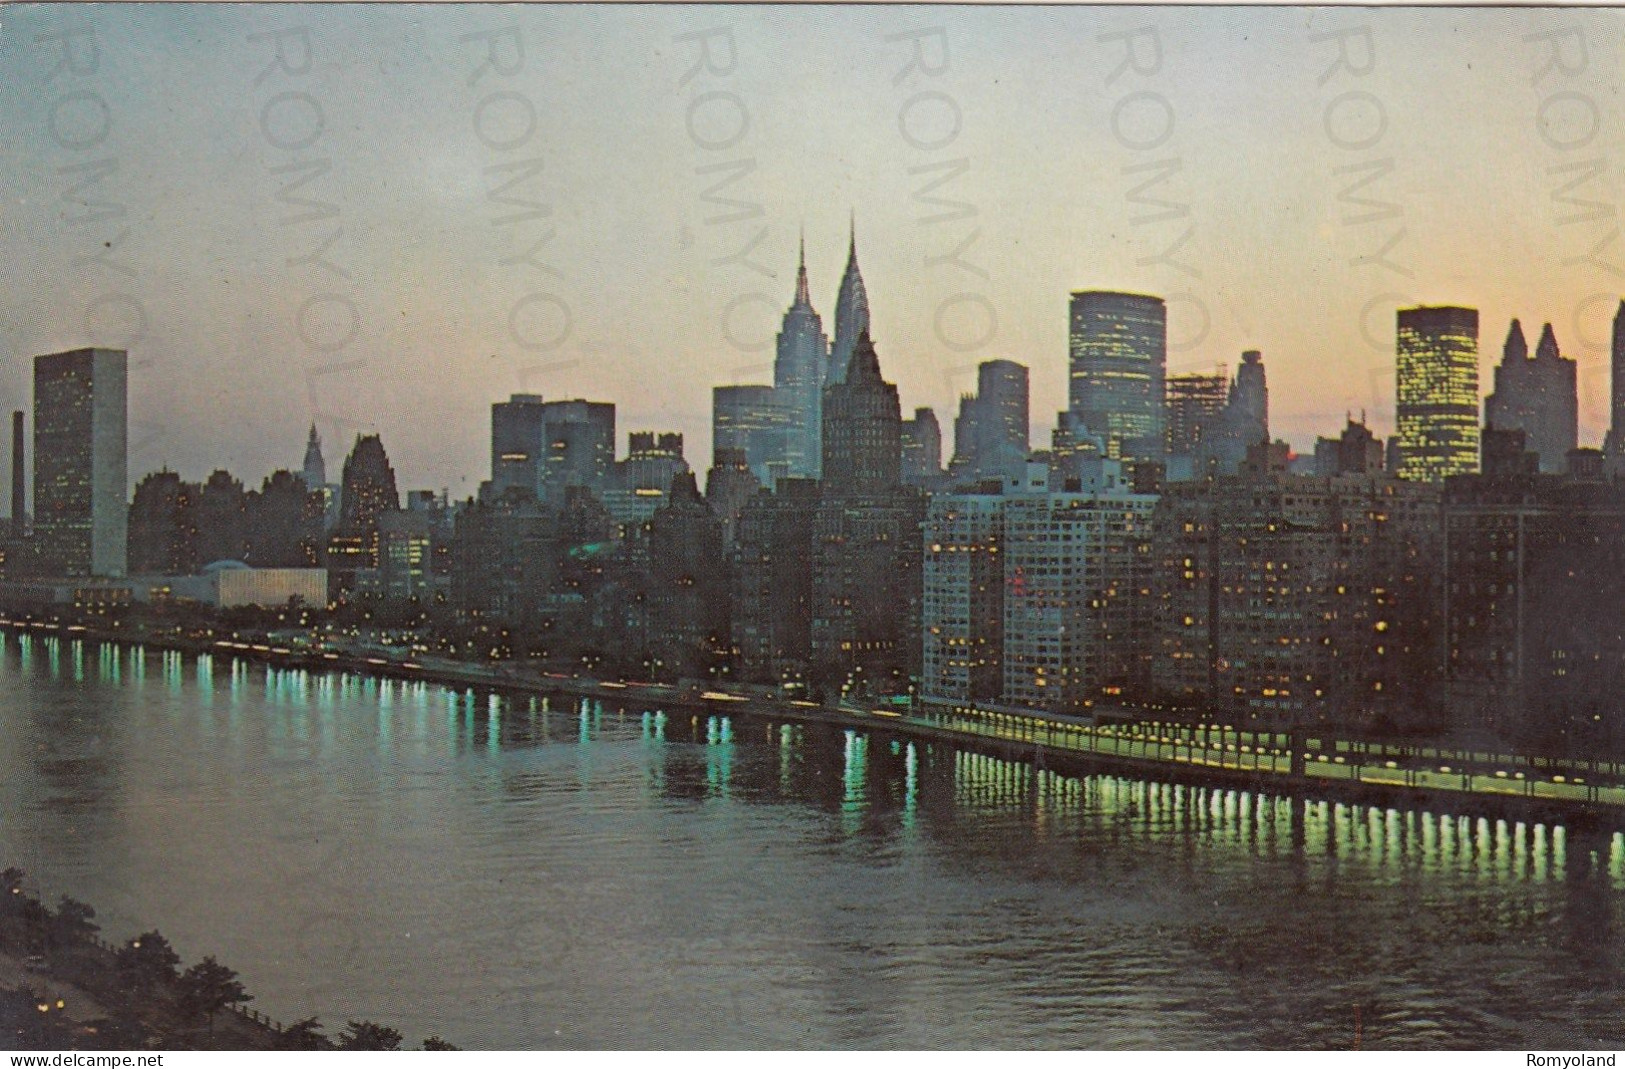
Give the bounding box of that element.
[2,634,1623,1049]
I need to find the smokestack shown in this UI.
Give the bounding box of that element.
[11,411,23,541]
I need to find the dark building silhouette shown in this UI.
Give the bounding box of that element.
[820,331,901,493]
[1151,439,1442,733]
[901,407,944,489]
[128,471,198,576]
[490,394,548,498]
[731,479,819,685]
[487,396,615,504]
[948,361,1030,484]
[1314,417,1385,477]
[196,470,251,566]
[10,412,23,543]
[1485,320,1578,474]
[1606,302,1625,472]
[301,423,326,490]
[247,469,326,568]
[644,472,729,678]
[811,330,925,690]
[328,434,401,587]
[1442,442,1625,753]
[703,447,759,550]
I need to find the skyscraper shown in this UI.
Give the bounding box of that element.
[301,423,327,490]
[1608,302,1625,468]
[1396,306,1480,483]
[10,412,24,543]
[33,348,127,577]
[537,400,615,504]
[490,394,547,497]
[948,361,1031,483]
[328,434,401,582]
[712,384,793,488]
[1165,372,1228,458]
[826,217,871,387]
[1068,291,1167,463]
[821,330,901,492]
[901,407,944,489]
[773,234,829,478]
[1485,320,1577,474]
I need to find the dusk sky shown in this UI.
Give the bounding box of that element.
[3,3,1624,495]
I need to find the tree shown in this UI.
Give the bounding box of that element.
[422,1035,461,1051]
[116,931,181,992]
[338,1019,402,1050]
[50,896,98,946]
[178,956,251,1036]
[276,1016,327,1051]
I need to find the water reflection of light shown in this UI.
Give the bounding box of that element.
[903,742,917,829]
[842,730,867,824]
[705,717,733,797]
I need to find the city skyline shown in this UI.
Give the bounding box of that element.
[6,4,1625,494]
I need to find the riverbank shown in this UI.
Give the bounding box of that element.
[0,880,456,1051]
[6,619,1625,829]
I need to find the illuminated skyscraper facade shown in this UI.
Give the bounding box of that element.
[1396,305,1479,483]
[1068,291,1167,463]
[33,348,127,578]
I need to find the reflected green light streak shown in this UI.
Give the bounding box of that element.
[842,730,867,825]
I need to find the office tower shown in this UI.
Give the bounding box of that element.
[1067,291,1167,463]
[712,384,793,488]
[1395,305,1479,483]
[821,331,901,493]
[1607,303,1625,468]
[537,400,615,504]
[10,412,23,542]
[948,361,1031,484]
[1485,320,1578,474]
[826,218,871,387]
[773,236,829,478]
[921,492,1005,702]
[1165,372,1228,457]
[604,432,691,525]
[901,407,944,489]
[490,394,548,497]
[301,423,327,491]
[33,348,127,578]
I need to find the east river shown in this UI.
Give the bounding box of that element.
[2,634,1623,1049]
